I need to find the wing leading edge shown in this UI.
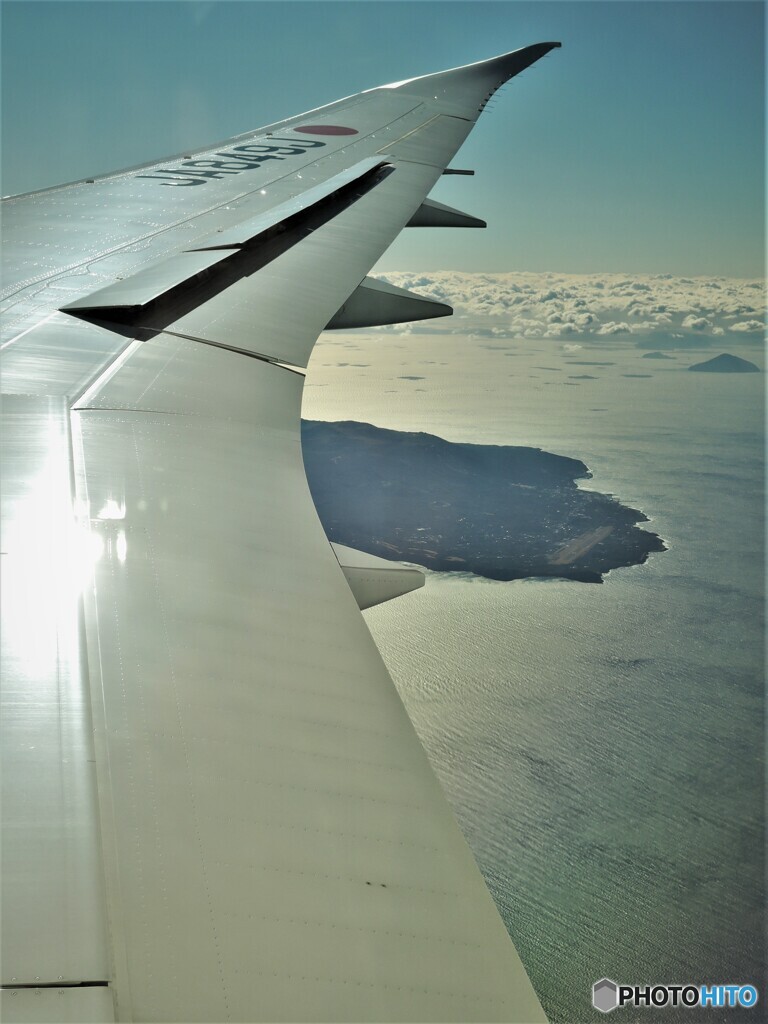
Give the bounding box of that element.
[1,44,560,1023]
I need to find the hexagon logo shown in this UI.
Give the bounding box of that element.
[593,978,619,1013]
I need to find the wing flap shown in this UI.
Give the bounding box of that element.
[71,340,546,1022]
[61,250,235,313]
[62,159,392,336]
[125,161,443,367]
[187,157,389,249]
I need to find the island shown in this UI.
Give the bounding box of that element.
[688,353,759,373]
[642,351,675,360]
[301,420,665,584]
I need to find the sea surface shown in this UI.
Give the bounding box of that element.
[302,326,765,1023]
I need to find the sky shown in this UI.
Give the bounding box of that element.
[1,1,765,277]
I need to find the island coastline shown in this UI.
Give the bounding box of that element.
[302,420,666,584]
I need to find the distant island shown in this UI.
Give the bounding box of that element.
[688,353,759,373]
[642,351,675,360]
[302,421,665,584]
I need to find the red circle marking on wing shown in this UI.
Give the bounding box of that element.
[294,125,359,136]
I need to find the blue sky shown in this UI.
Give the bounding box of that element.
[2,1,764,276]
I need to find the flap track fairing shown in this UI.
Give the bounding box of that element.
[326,277,452,330]
[331,543,425,609]
[407,198,486,228]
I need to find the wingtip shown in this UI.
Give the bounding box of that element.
[492,42,562,84]
[379,41,561,116]
[524,40,562,57]
[519,40,561,59]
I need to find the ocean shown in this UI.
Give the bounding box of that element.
[302,322,765,1023]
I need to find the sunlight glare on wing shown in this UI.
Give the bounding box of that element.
[2,418,104,682]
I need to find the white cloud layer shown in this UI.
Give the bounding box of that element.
[377,271,765,346]
[730,320,764,333]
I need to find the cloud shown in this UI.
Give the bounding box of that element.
[682,315,713,331]
[597,321,631,335]
[376,271,764,345]
[729,320,765,333]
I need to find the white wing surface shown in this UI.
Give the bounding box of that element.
[1,45,559,1023]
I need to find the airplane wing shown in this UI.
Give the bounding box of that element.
[1,44,559,1023]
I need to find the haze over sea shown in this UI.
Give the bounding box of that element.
[303,272,765,1023]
